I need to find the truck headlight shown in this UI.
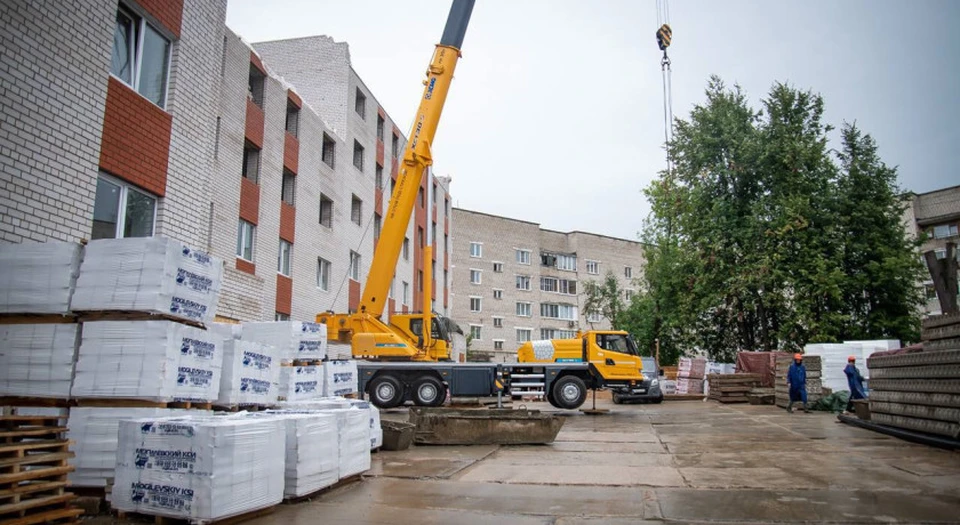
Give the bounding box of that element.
[651,378,659,387]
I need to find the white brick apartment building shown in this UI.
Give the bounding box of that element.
[452,208,646,362]
[0,0,453,324]
[903,184,960,315]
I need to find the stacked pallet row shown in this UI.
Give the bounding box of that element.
[707,373,762,403]
[775,355,823,408]
[676,358,706,395]
[866,313,960,439]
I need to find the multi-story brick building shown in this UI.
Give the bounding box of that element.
[452,208,646,362]
[0,0,452,325]
[903,184,960,315]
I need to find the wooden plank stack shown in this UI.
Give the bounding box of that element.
[0,415,82,524]
[707,374,762,403]
[774,355,823,408]
[866,313,960,439]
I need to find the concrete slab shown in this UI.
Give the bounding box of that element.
[492,449,675,467]
[259,502,554,525]
[680,467,817,489]
[554,431,659,443]
[457,463,685,487]
[368,445,497,479]
[549,440,668,453]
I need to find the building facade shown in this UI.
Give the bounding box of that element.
[904,184,960,315]
[0,0,452,324]
[452,208,646,362]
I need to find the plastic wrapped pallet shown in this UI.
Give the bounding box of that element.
[112,414,285,521]
[241,321,327,364]
[217,339,280,406]
[678,357,707,379]
[67,407,201,487]
[258,411,339,497]
[328,407,371,478]
[676,377,704,395]
[348,400,382,450]
[278,397,352,410]
[72,237,223,324]
[0,324,79,398]
[661,380,678,395]
[0,241,82,314]
[322,360,359,397]
[72,321,221,402]
[279,365,324,402]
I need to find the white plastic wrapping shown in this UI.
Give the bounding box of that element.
[0,324,78,397]
[278,365,324,402]
[217,340,279,406]
[241,321,327,364]
[0,241,81,314]
[72,321,221,402]
[348,400,382,450]
[112,414,285,520]
[67,407,200,487]
[329,407,371,478]
[258,411,339,497]
[72,237,223,324]
[322,360,358,397]
[278,397,352,410]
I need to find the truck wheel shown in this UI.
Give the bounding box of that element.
[612,393,624,405]
[412,375,446,407]
[653,395,664,404]
[551,376,587,410]
[369,375,404,408]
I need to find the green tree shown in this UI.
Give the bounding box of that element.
[582,271,626,328]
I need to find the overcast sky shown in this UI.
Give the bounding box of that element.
[226,0,960,241]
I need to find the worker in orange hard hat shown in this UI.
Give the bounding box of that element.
[786,353,809,413]
[844,355,866,414]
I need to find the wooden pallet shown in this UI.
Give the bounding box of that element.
[0,314,77,325]
[0,416,81,525]
[211,404,274,413]
[75,311,205,330]
[0,398,71,409]
[73,399,213,410]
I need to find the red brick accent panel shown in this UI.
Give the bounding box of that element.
[99,77,171,197]
[388,298,396,315]
[375,188,383,215]
[250,52,266,74]
[279,202,295,242]
[236,258,256,275]
[240,178,259,225]
[137,0,183,38]
[245,99,264,148]
[276,274,292,315]
[402,305,409,314]
[287,90,302,108]
[283,133,299,174]
[348,280,361,313]
[376,140,384,166]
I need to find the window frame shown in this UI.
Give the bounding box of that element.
[516,249,531,265]
[376,114,384,141]
[349,250,361,281]
[470,242,483,258]
[516,275,531,291]
[111,5,172,109]
[355,88,366,119]
[317,257,331,291]
[319,193,333,228]
[469,324,482,341]
[624,266,633,279]
[281,170,296,206]
[493,288,503,300]
[493,339,504,350]
[493,262,504,273]
[586,260,600,275]
[469,268,482,285]
[92,172,158,240]
[278,239,292,276]
[493,316,503,328]
[516,328,532,343]
[322,133,336,168]
[351,195,363,226]
[353,140,365,172]
[469,296,482,313]
[285,101,300,138]
[516,301,532,317]
[236,219,255,262]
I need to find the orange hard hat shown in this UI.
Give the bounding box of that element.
[793,353,802,360]
[848,356,856,362]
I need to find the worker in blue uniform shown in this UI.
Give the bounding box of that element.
[844,355,866,414]
[786,353,810,413]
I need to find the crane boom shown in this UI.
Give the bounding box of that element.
[360,0,475,317]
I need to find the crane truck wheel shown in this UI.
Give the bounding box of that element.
[612,393,624,405]
[551,375,588,410]
[369,375,404,408]
[412,375,447,407]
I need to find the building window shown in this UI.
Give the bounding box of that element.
[317,257,331,291]
[403,281,410,305]
[322,133,336,168]
[418,227,424,247]
[403,237,410,260]
[374,213,382,242]
[470,242,483,258]
[624,266,633,279]
[924,284,937,301]
[516,275,531,291]
[933,224,959,239]
[242,143,260,184]
[418,270,424,291]
[390,178,396,198]
[351,195,362,226]
[418,187,425,208]
[470,297,482,313]
[92,174,157,240]
[319,194,333,228]
[541,252,556,267]
[278,240,292,276]
[470,325,482,340]
[516,249,531,265]
[494,340,504,350]
[934,248,947,259]
[285,100,300,137]
[281,170,296,205]
[516,302,532,317]
[540,328,556,340]
[557,254,577,271]
[540,277,558,293]
[392,132,400,157]
[493,262,503,273]
[247,63,264,108]
[375,164,383,189]
[493,289,503,300]
[236,219,255,261]
[111,6,170,108]
[586,260,600,275]
[470,269,482,284]
[493,316,503,328]
[559,279,577,295]
[376,114,384,141]
[275,312,290,321]
[541,303,577,320]
[445,198,450,218]
[349,250,361,281]
[587,310,602,323]
[353,140,365,171]
[516,328,532,343]
[355,88,366,119]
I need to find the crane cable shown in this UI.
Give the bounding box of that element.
[656,0,674,176]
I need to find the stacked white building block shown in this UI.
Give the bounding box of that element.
[278,365,324,402]
[0,324,79,398]
[72,237,223,325]
[348,400,383,450]
[112,415,285,521]
[804,340,896,393]
[216,339,280,406]
[242,321,327,364]
[71,321,221,402]
[0,241,81,314]
[67,407,200,487]
[258,412,339,497]
[677,357,706,394]
[322,360,359,397]
[331,407,372,478]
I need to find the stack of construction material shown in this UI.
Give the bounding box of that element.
[747,387,776,405]
[216,338,280,407]
[867,314,960,439]
[72,237,223,325]
[0,241,81,314]
[676,357,706,395]
[331,407,372,478]
[775,355,823,408]
[278,364,324,402]
[71,321,222,402]
[805,340,899,393]
[707,373,763,403]
[112,415,285,521]
[323,360,359,397]
[348,399,383,450]
[0,323,79,398]
[242,321,328,364]
[258,411,339,497]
